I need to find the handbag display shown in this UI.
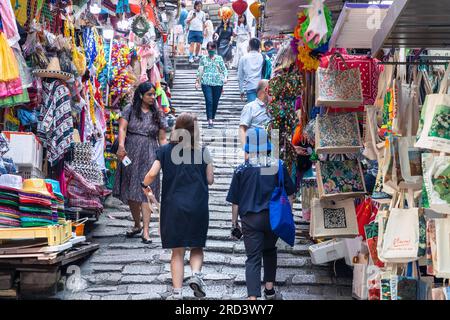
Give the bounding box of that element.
[415,64,450,153]
[352,263,368,300]
[434,216,450,279]
[320,53,381,111]
[315,112,362,154]
[316,159,367,200]
[367,265,381,300]
[422,153,450,214]
[363,105,385,161]
[269,160,295,247]
[316,52,363,107]
[356,198,377,240]
[379,193,420,263]
[310,198,358,238]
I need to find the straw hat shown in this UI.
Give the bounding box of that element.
[32,57,74,81]
[0,174,23,191]
[22,179,52,197]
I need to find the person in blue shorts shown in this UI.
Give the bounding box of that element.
[186,1,206,63]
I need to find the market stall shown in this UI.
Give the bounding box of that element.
[0,0,175,298]
[260,0,450,300]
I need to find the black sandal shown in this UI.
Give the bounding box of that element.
[126,227,142,237]
[141,237,152,244]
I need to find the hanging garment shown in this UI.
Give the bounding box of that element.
[37,80,74,167]
[0,0,21,47]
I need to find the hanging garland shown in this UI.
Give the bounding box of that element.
[88,80,97,126]
[131,15,150,38]
[266,71,305,172]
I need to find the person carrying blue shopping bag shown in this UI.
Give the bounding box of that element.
[226,128,296,300]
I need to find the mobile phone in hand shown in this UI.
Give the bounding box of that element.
[122,156,132,167]
[231,226,243,240]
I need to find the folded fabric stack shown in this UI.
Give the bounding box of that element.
[45,179,66,224]
[18,179,57,227]
[0,174,22,228]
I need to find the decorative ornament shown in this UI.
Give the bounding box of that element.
[131,15,150,38]
[297,43,320,72]
[219,6,233,21]
[249,1,262,19]
[300,0,333,50]
[232,0,248,15]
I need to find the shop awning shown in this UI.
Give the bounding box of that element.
[329,2,391,50]
[372,0,450,55]
[262,0,348,36]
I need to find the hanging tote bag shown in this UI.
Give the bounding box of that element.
[316,52,363,107]
[363,105,385,161]
[269,160,296,247]
[434,216,450,279]
[315,112,363,154]
[316,159,367,200]
[380,193,420,263]
[422,153,450,214]
[310,198,358,238]
[415,64,450,153]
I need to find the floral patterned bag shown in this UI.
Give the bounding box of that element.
[316,52,363,107]
[316,159,367,200]
[315,112,363,154]
[415,64,450,153]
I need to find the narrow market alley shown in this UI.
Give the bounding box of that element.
[58,60,352,300]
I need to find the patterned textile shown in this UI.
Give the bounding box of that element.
[321,54,382,112]
[37,80,74,167]
[197,55,228,87]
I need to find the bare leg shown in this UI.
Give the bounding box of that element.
[141,202,152,239]
[189,248,204,274]
[128,200,142,229]
[195,43,201,56]
[171,248,186,289]
[189,42,195,56]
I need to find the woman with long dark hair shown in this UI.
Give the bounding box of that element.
[113,82,168,243]
[232,14,251,69]
[213,18,234,67]
[142,113,214,300]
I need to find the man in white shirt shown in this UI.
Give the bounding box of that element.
[186,0,206,63]
[239,79,271,146]
[238,38,264,103]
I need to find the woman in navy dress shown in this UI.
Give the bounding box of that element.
[142,113,214,300]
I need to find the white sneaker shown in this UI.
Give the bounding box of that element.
[189,57,194,63]
[188,273,206,298]
[264,289,283,300]
[194,56,200,62]
[166,291,183,300]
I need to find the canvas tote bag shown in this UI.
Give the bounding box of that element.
[422,153,450,214]
[316,52,363,107]
[434,216,450,279]
[311,198,358,238]
[380,193,420,263]
[415,64,450,153]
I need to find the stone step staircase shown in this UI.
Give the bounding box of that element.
[63,67,352,300]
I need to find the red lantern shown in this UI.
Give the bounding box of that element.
[232,0,248,15]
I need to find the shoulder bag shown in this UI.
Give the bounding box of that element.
[269,160,295,246]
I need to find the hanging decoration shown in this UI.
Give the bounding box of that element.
[266,71,305,172]
[299,0,333,50]
[131,15,150,38]
[232,0,248,16]
[116,0,130,14]
[249,1,262,19]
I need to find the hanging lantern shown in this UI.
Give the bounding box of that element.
[219,6,233,22]
[250,2,262,19]
[232,0,248,15]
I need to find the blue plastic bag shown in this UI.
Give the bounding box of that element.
[269,160,295,246]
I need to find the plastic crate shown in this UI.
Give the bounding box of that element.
[2,132,43,170]
[17,166,44,179]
